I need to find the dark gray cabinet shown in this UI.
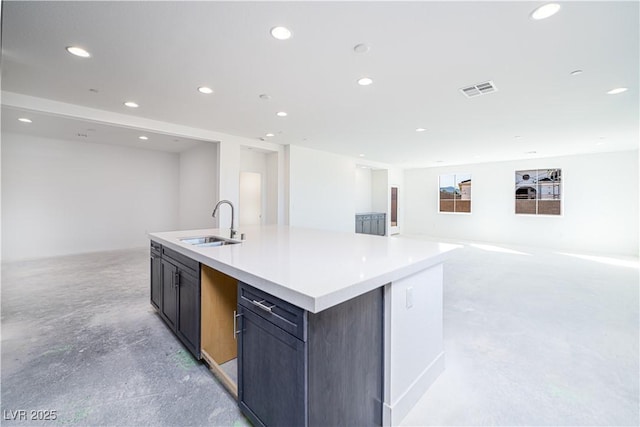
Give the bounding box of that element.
[238,307,307,427]
[237,282,383,427]
[150,241,162,310]
[356,212,386,236]
[150,241,201,359]
[175,266,200,356]
[161,258,179,329]
[237,283,306,427]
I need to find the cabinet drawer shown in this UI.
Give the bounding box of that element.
[150,240,162,254]
[162,246,199,274]
[238,282,306,341]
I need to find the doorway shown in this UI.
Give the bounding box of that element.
[389,186,399,235]
[239,171,262,226]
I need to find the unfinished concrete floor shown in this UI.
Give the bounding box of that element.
[401,239,639,426]
[1,248,249,427]
[1,242,638,426]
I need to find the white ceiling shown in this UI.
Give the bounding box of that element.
[1,1,638,167]
[1,107,209,152]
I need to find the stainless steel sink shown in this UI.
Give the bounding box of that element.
[180,236,241,247]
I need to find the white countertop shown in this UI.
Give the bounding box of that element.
[149,225,459,313]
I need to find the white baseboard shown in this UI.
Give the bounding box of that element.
[383,351,445,426]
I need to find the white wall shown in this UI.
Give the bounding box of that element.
[355,167,373,213]
[288,145,356,232]
[178,142,218,230]
[1,132,179,261]
[404,150,639,256]
[266,151,279,225]
[372,169,388,213]
[4,92,287,234]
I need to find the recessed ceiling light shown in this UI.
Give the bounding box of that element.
[359,154,365,157]
[415,128,427,132]
[357,77,373,86]
[271,26,292,40]
[18,117,32,123]
[607,87,628,95]
[259,94,271,100]
[353,43,370,54]
[138,136,149,140]
[526,151,537,154]
[198,86,213,94]
[435,160,444,163]
[276,111,288,117]
[530,3,561,20]
[124,101,139,108]
[265,133,275,137]
[514,135,523,140]
[570,70,583,76]
[66,46,91,58]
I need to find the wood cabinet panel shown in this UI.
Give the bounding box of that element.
[308,287,383,426]
[201,265,238,364]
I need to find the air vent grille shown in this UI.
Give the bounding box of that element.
[460,80,498,98]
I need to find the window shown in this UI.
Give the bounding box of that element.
[515,169,561,215]
[439,174,471,213]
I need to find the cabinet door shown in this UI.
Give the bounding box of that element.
[238,307,307,427]
[176,269,200,358]
[355,216,364,233]
[370,218,378,235]
[377,216,386,236]
[161,259,178,329]
[362,216,372,234]
[150,253,162,310]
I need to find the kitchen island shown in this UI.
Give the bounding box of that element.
[149,225,458,426]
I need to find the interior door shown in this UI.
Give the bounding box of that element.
[240,171,262,226]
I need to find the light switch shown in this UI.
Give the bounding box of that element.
[406,286,413,308]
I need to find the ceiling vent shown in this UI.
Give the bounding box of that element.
[460,81,498,98]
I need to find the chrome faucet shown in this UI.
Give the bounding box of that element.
[212,200,237,239]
